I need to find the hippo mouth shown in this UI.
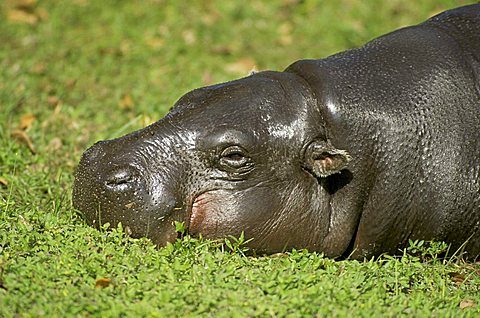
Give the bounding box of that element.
[187,192,212,235]
[184,189,235,240]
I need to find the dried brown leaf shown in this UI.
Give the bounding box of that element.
[95,278,112,288]
[18,113,36,130]
[211,45,233,55]
[118,94,134,110]
[145,36,165,49]
[7,9,38,25]
[448,272,466,285]
[11,129,36,154]
[65,79,77,89]
[0,177,8,187]
[30,63,47,75]
[5,0,45,24]
[99,47,122,56]
[459,299,476,309]
[47,95,59,107]
[225,58,257,75]
[6,0,37,10]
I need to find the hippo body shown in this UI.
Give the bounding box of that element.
[73,5,480,259]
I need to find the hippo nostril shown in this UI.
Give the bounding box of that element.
[105,168,135,188]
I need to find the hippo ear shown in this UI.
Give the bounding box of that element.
[303,140,351,178]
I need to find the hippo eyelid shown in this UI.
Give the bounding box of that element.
[217,145,253,171]
[220,145,246,158]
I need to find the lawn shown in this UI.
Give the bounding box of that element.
[0,0,479,317]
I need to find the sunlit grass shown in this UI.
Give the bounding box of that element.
[0,0,478,316]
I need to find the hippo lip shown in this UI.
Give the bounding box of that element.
[186,191,214,235]
[183,193,200,235]
[187,193,204,234]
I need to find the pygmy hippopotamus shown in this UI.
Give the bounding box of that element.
[73,5,480,259]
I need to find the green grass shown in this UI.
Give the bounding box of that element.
[1,0,479,316]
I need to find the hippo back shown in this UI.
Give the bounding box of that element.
[286,4,480,257]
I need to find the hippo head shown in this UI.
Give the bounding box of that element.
[73,71,351,254]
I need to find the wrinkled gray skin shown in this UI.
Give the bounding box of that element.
[73,5,480,259]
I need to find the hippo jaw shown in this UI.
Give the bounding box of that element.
[73,71,353,255]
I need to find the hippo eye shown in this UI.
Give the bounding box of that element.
[218,145,252,170]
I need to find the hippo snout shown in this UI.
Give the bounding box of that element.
[73,140,182,245]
